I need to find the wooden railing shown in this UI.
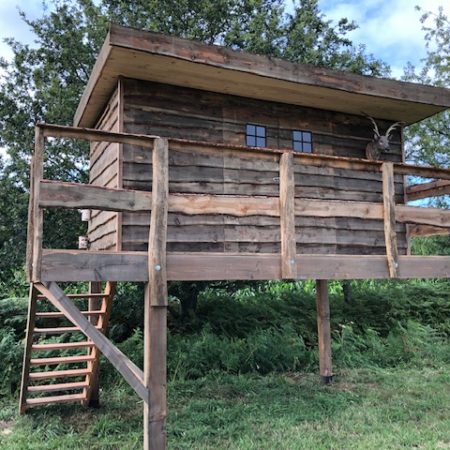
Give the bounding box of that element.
[27,123,450,283]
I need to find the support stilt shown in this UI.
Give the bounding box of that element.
[316,279,333,383]
[144,137,169,450]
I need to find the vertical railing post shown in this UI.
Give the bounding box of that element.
[279,152,297,278]
[382,162,399,278]
[144,137,169,450]
[26,125,45,282]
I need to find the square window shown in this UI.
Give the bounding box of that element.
[302,142,312,153]
[292,129,313,153]
[246,135,256,146]
[256,126,266,137]
[256,137,266,147]
[246,123,266,148]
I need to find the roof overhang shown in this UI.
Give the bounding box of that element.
[74,24,450,127]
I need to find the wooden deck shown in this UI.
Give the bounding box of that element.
[28,123,450,283]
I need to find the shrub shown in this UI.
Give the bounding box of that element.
[0,327,24,394]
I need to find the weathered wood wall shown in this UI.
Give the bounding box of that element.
[88,87,120,250]
[115,78,407,255]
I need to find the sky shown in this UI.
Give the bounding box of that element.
[317,0,450,78]
[0,0,449,77]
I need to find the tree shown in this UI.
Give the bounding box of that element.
[403,7,449,168]
[402,7,450,255]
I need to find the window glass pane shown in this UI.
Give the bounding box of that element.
[293,141,302,152]
[256,137,266,147]
[256,126,266,137]
[293,130,302,141]
[303,142,312,153]
[246,124,255,136]
[246,135,256,146]
[303,132,312,142]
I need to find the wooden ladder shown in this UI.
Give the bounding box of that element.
[19,282,116,413]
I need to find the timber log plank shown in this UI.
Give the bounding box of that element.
[40,250,450,281]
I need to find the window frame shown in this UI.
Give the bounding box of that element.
[246,123,267,148]
[292,129,313,153]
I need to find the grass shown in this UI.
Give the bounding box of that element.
[2,366,450,449]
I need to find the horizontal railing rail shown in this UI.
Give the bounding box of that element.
[39,180,450,228]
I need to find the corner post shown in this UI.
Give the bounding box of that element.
[144,138,169,450]
[27,125,45,282]
[316,279,332,383]
[19,284,39,414]
[382,162,399,278]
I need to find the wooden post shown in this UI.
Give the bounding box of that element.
[382,162,399,278]
[144,138,169,450]
[27,126,45,282]
[86,281,102,407]
[19,284,38,414]
[316,279,332,384]
[279,152,297,279]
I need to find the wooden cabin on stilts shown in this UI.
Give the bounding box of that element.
[20,24,450,449]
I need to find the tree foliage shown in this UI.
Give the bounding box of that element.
[404,7,450,167]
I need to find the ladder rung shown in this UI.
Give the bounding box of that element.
[37,293,108,299]
[25,393,86,407]
[29,368,91,380]
[34,325,101,334]
[30,355,96,366]
[27,381,89,393]
[35,310,104,318]
[32,341,95,351]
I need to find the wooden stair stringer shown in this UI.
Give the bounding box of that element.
[83,282,116,406]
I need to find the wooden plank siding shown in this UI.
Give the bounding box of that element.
[118,78,407,256]
[88,87,120,250]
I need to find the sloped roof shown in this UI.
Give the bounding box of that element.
[74,24,450,127]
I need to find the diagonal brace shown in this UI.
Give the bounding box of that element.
[35,281,148,403]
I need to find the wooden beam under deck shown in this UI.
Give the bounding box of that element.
[40,250,450,281]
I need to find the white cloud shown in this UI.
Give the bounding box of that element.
[318,0,450,78]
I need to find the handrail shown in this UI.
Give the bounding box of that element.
[38,123,450,180]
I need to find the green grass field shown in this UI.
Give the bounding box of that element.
[2,365,450,449]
